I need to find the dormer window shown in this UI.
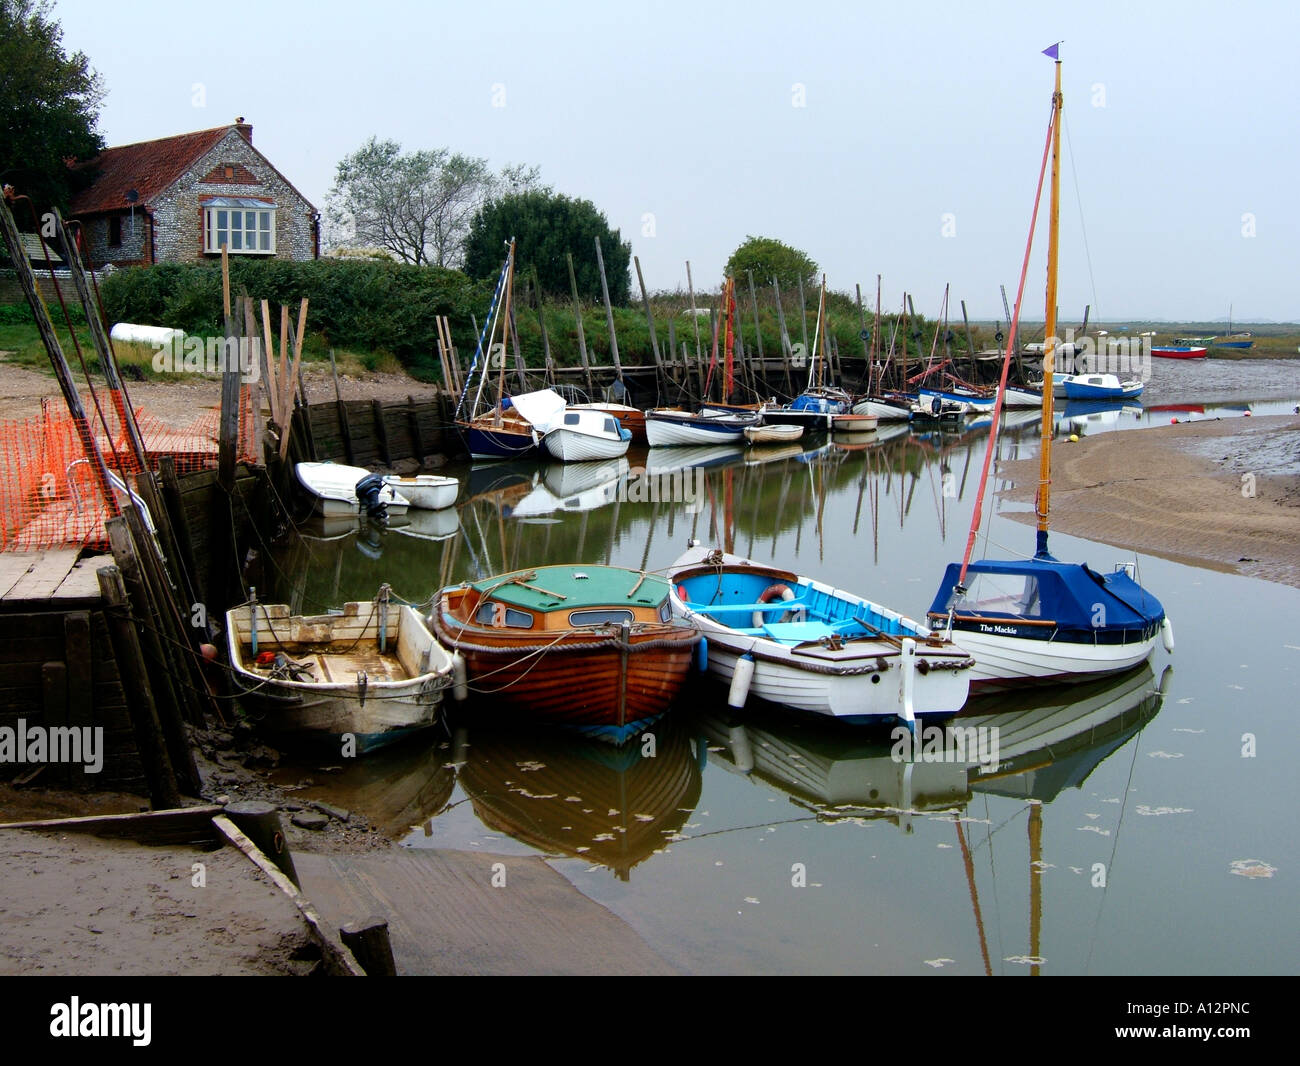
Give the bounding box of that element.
[202,196,276,254]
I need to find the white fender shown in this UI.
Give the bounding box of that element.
[728,654,755,710]
[1161,617,1175,653]
[451,652,469,701]
[899,637,917,733]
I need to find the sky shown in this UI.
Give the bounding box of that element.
[50,0,1300,323]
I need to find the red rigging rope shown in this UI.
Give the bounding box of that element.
[958,105,1057,587]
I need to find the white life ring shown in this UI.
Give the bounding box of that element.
[753,583,804,627]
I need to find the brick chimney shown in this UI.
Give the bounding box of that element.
[234,117,252,144]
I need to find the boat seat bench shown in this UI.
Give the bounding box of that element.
[690,600,911,639]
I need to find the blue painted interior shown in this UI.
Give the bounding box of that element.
[677,571,916,644]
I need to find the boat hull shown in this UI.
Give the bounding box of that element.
[1151,347,1208,359]
[832,413,878,434]
[297,462,410,516]
[687,636,971,721]
[1062,381,1144,401]
[381,475,458,510]
[943,625,1159,691]
[918,387,995,412]
[851,397,912,421]
[541,427,631,461]
[1001,387,1044,407]
[226,602,452,753]
[744,424,804,444]
[645,411,753,446]
[460,421,539,460]
[430,611,700,744]
[759,408,837,433]
[669,548,974,723]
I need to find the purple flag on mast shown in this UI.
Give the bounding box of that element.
[1042,43,1060,59]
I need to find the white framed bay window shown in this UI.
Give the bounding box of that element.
[203,197,276,254]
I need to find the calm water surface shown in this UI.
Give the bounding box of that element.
[268,367,1297,975]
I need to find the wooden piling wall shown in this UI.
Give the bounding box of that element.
[0,553,146,794]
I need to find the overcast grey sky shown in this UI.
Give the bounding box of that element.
[54,0,1299,322]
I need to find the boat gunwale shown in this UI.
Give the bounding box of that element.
[226,603,453,694]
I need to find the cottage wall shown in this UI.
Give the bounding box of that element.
[79,211,149,268]
[152,129,316,263]
[72,127,316,268]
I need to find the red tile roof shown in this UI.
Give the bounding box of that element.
[69,126,231,215]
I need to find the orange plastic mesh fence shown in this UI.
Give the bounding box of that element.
[0,386,258,552]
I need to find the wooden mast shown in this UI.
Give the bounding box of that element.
[1036,53,1063,558]
[722,277,736,402]
[493,239,516,427]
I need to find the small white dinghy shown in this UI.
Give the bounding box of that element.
[297,462,409,517]
[541,409,632,461]
[226,588,454,754]
[852,396,912,421]
[381,474,458,510]
[743,423,803,445]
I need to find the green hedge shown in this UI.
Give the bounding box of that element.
[96,259,957,387]
[99,259,492,381]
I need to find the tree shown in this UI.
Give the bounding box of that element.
[463,191,631,305]
[325,138,541,268]
[0,0,105,212]
[725,236,818,293]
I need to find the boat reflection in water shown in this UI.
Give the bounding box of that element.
[960,661,1169,801]
[455,717,703,880]
[274,731,458,840]
[686,661,1168,831]
[507,458,629,519]
[693,709,971,831]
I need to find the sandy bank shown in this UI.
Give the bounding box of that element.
[0,829,314,975]
[997,414,1300,588]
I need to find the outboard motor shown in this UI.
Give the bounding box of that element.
[930,395,942,416]
[354,473,390,523]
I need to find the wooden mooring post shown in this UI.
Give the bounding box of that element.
[96,565,182,808]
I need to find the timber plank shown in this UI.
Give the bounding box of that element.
[0,553,40,599]
[50,558,107,604]
[3,549,79,603]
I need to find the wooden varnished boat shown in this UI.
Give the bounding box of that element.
[430,564,701,743]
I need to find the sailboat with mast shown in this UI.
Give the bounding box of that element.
[926,46,1173,690]
[646,276,760,445]
[852,277,913,422]
[761,276,852,433]
[455,239,566,460]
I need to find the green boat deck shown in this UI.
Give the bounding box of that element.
[472,565,669,613]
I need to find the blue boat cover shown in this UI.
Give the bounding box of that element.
[928,555,1165,634]
[790,392,845,414]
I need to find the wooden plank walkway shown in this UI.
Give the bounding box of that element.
[0,550,105,607]
[295,848,677,976]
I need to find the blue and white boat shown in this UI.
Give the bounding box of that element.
[928,48,1171,691]
[1061,373,1144,401]
[668,546,974,728]
[928,557,1169,691]
[760,387,851,433]
[644,408,759,446]
[918,386,995,412]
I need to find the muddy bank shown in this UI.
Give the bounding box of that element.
[998,414,1300,587]
[0,829,316,975]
